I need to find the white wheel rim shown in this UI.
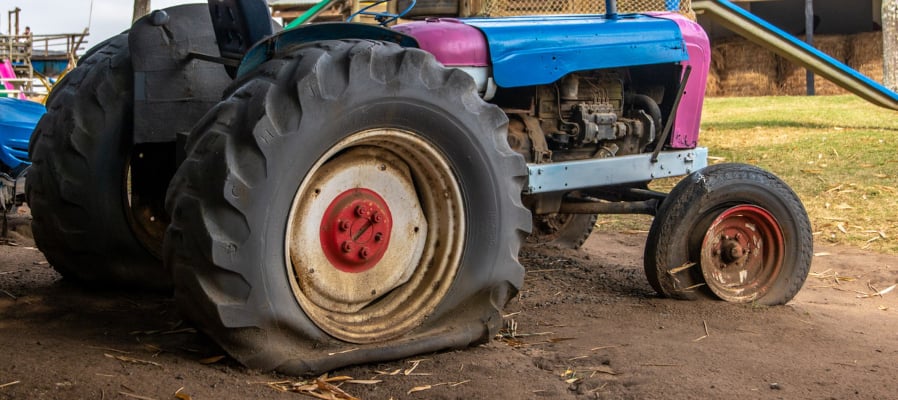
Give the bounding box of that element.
[285,129,465,343]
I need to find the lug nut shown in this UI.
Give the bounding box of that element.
[359,247,371,260]
[355,205,367,217]
[372,212,384,223]
[339,220,351,231]
[373,232,383,242]
[341,241,354,253]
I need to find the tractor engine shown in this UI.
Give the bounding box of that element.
[504,71,662,164]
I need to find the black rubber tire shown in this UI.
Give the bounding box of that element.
[26,34,171,290]
[164,40,530,374]
[644,163,812,305]
[527,213,597,249]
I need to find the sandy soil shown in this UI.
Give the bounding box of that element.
[1,213,897,400]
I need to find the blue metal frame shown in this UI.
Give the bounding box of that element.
[463,14,688,88]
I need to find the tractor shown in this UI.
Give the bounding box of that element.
[26,0,812,374]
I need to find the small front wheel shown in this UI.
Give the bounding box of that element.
[644,163,812,305]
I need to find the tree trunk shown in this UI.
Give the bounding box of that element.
[884,0,898,91]
[133,0,151,24]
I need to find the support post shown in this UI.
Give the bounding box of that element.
[885,0,898,91]
[133,0,151,24]
[805,0,815,96]
[605,0,617,19]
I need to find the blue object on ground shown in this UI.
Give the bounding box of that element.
[0,97,45,173]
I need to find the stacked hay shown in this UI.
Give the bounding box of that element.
[713,39,778,96]
[705,65,721,97]
[709,32,885,97]
[778,35,851,95]
[848,31,884,84]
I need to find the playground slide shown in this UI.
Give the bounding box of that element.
[1,60,25,100]
[692,0,898,110]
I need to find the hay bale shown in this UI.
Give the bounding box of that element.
[848,31,884,84]
[778,35,850,96]
[705,65,721,97]
[714,39,777,96]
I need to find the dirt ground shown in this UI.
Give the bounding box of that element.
[1,210,897,400]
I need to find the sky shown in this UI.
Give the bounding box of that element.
[2,0,197,49]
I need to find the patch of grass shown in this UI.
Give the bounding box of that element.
[601,95,898,254]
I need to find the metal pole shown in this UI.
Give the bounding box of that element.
[805,0,815,96]
[884,0,898,91]
[605,0,617,19]
[133,0,151,24]
[286,0,340,29]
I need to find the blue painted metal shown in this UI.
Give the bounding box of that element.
[524,148,707,194]
[238,23,419,77]
[0,97,45,172]
[463,14,688,88]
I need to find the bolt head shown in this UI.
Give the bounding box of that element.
[355,205,367,217]
[341,241,354,253]
[372,212,384,223]
[339,220,351,231]
[373,232,384,242]
[359,247,371,259]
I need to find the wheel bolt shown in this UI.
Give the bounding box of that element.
[338,220,351,231]
[355,205,367,217]
[341,241,354,253]
[730,246,744,258]
[359,247,371,260]
[372,212,384,223]
[373,232,383,242]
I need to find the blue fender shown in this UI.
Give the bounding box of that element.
[238,23,419,77]
[463,14,689,88]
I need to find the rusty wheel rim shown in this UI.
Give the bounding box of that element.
[285,129,464,343]
[700,205,784,302]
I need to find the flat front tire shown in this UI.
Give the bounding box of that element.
[644,163,812,305]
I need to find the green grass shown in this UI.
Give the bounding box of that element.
[599,95,898,253]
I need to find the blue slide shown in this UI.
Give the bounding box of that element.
[693,0,898,110]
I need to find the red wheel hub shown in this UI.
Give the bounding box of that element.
[320,188,392,273]
[701,205,784,301]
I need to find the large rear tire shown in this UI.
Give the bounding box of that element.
[27,35,171,289]
[644,163,812,305]
[164,40,530,374]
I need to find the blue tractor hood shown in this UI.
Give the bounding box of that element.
[463,14,689,88]
[0,97,45,171]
